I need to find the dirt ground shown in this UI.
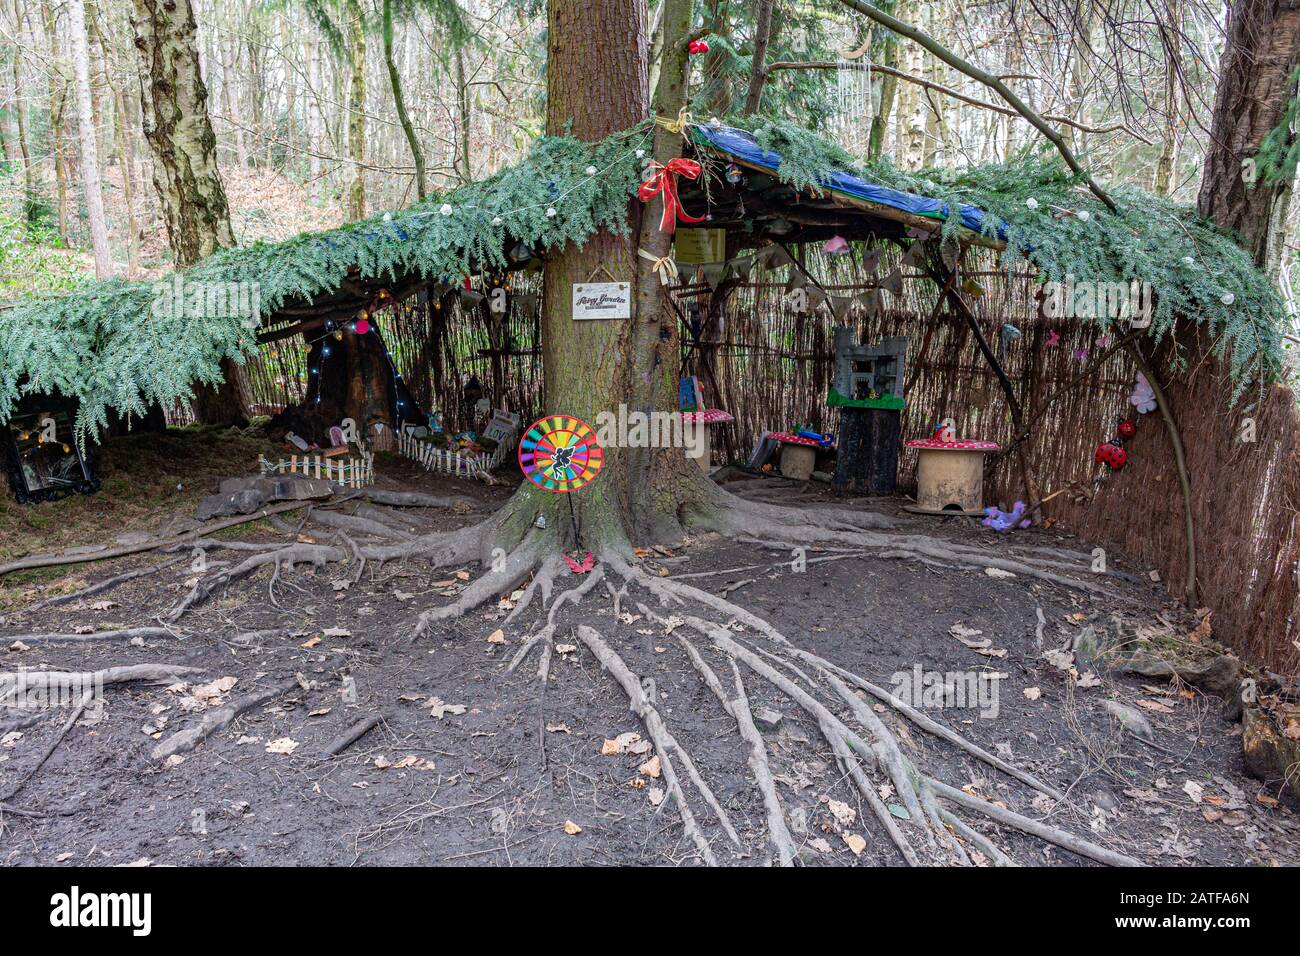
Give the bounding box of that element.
[1,428,1297,867]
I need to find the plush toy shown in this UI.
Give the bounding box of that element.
[933,418,957,442]
[1094,441,1127,470]
[983,501,1032,532]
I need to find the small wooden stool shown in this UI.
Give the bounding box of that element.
[904,437,999,515]
[769,432,826,481]
[681,408,734,472]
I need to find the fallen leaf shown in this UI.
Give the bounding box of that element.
[1182,780,1204,803]
[843,833,866,855]
[545,722,571,734]
[825,798,856,826]
[266,737,299,756]
[1023,687,1042,700]
[322,627,352,638]
[301,635,322,649]
[555,643,577,655]
[638,755,662,779]
[307,707,332,717]
[648,787,665,807]
[601,731,641,755]
[428,698,467,719]
[486,629,506,644]
[88,599,118,611]
[8,641,29,652]
[563,820,582,835]
[454,570,471,581]
[1136,699,1175,714]
[809,838,832,853]
[1077,672,1102,688]
[984,567,1016,579]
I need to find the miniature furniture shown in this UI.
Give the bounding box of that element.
[904,437,999,514]
[682,408,734,471]
[768,431,825,480]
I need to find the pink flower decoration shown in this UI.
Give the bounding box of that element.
[824,235,850,255]
[1045,330,1060,347]
[1073,347,1090,360]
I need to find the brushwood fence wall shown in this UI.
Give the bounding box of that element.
[228,247,1297,672]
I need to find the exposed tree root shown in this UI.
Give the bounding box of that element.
[0,500,318,578]
[574,624,737,865]
[706,497,1118,598]
[167,544,340,622]
[413,539,542,638]
[319,713,389,760]
[678,636,797,866]
[678,614,925,865]
[504,556,562,627]
[17,556,187,616]
[331,486,475,511]
[308,507,414,542]
[151,676,302,761]
[3,626,180,645]
[507,563,604,672]
[926,778,1141,867]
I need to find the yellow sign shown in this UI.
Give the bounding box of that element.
[673,228,727,265]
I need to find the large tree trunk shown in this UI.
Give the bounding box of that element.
[1196,0,1300,272]
[131,0,248,426]
[496,0,716,553]
[69,0,113,278]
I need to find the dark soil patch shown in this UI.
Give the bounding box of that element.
[0,462,1296,866]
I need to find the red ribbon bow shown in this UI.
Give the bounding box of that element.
[637,158,707,234]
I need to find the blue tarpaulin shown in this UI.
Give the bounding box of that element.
[690,124,1006,240]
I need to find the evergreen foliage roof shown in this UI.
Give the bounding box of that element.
[0,114,1286,439]
[717,117,1286,399]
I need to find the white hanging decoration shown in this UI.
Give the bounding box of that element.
[439,203,453,216]
[832,35,873,158]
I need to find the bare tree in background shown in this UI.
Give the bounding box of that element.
[69,0,114,277]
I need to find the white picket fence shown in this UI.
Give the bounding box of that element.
[396,429,511,481]
[259,452,375,486]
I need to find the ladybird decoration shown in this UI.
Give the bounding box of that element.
[1094,440,1127,471]
[688,39,710,55]
[1117,418,1136,439]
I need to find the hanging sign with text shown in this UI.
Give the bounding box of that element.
[572,282,632,321]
